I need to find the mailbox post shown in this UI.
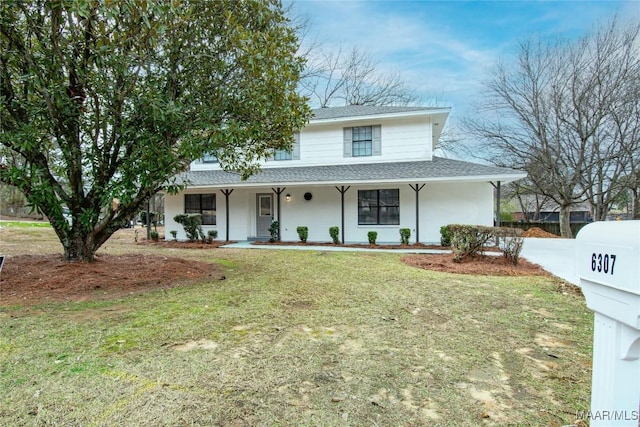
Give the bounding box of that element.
[576,220,640,426]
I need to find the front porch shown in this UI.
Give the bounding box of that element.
[164,181,497,244]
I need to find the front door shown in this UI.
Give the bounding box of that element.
[256,193,273,238]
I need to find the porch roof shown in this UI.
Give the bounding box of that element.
[178,157,526,189]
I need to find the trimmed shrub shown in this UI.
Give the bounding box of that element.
[448,224,494,262]
[150,230,159,242]
[367,231,378,245]
[269,220,279,242]
[174,214,205,242]
[329,226,340,244]
[399,228,411,245]
[296,226,308,243]
[440,225,451,247]
[170,230,177,240]
[206,229,218,243]
[494,227,525,265]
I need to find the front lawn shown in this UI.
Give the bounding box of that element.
[0,220,50,228]
[0,227,592,426]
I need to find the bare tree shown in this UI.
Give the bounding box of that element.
[300,45,418,107]
[609,68,640,219]
[577,21,640,221]
[300,46,348,107]
[504,179,554,222]
[465,18,640,237]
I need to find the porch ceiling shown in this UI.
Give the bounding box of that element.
[177,157,526,189]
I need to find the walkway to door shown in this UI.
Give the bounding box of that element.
[221,240,450,254]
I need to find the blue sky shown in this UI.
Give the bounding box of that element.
[291,0,639,121]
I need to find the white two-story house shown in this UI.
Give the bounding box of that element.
[164,105,526,243]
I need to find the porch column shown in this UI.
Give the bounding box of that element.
[490,181,501,228]
[409,184,425,243]
[272,187,286,241]
[221,189,234,241]
[335,186,350,244]
[490,181,502,246]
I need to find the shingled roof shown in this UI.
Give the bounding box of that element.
[311,105,445,121]
[179,157,525,188]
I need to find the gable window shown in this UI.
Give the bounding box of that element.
[344,125,381,157]
[185,194,216,225]
[273,132,300,161]
[358,189,399,225]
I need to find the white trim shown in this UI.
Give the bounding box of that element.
[182,172,527,191]
[308,108,451,125]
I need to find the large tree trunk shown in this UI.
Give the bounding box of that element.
[559,205,573,238]
[62,232,98,262]
[54,214,126,262]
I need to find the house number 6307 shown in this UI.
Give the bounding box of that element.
[591,253,616,275]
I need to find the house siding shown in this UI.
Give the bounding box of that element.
[188,115,433,172]
[422,182,494,242]
[299,116,431,165]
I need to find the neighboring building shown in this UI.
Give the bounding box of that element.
[164,105,526,243]
[512,210,593,223]
[509,195,593,223]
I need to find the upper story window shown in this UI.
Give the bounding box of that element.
[358,189,399,225]
[185,193,216,225]
[273,132,300,161]
[352,126,373,157]
[201,153,219,163]
[344,125,381,157]
[274,149,292,161]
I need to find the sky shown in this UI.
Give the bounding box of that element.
[290,0,639,137]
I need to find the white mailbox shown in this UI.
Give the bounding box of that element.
[576,220,640,427]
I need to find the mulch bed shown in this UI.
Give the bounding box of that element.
[141,240,234,249]
[402,253,551,277]
[0,254,224,306]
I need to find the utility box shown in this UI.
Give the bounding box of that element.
[576,220,640,426]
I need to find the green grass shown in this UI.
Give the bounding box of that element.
[0,220,51,228]
[0,227,593,426]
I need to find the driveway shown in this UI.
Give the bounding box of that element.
[521,238,578,285]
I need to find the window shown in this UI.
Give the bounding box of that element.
[352,126,373,157]
[185,194,216,225]
[358,189,400,225]
[274,149,292,161]
[273,132,300,161]
[344,125,381,157]
[201,153,218,163]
